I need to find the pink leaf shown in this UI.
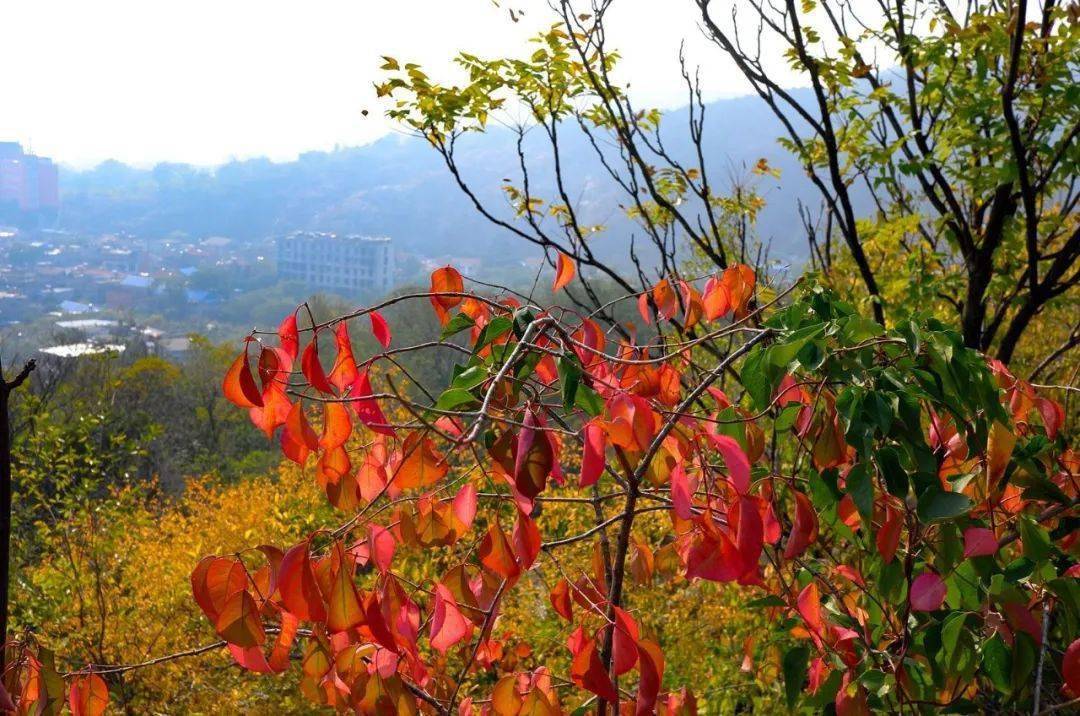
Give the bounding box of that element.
[962,527,998,558]
[453,483,478,530]
[707,433,751,494]
[910,572,946,612]
[430,583,473,653]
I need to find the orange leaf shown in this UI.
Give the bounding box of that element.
[553,252,576,292]
[478,523,521,581]
[191,556,246,623]
[569,638,618,703]
[278,541,327,622]
[550,579,573,621]
[430,266,464,324]
[986,420,1016,484]
[320,401,352,450]
[223,342,263,408]
[326,543,364,633]
[393,432,449,490]
[702,276,731,320]
[215,590,265,648]
[328,322,359,394]
[876,505,902,564]
[721,264,755,318]
[68,674,108,716]
[797,582,823,646]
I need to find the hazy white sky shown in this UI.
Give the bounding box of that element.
[0,1,799,168]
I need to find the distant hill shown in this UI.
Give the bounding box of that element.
[58,92,825,271]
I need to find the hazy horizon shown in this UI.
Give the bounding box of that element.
[1,0,803,169]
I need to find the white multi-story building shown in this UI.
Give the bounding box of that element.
[276,232,394,296]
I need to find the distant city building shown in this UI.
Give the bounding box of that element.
[276,232,394,296]
[0,142,59,223]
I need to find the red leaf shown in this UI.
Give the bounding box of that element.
[514,407,552,502]
[370,310,392,349]
[550,579,573,621]
[553,252,576,292]
[580,421,606,488]
[479,523,521,582]
[68,673,108,716]
[635,639,665,716]
[278,541,327,622]
[685,527,743,583]
[430,583,474,653]
[1036,397,1064,439]
[612,607,640,676]
[876,505,902,564]
[784,491,819,559]
[734,496,764,581]
[835,670,870,716]
[368,524,396,574]
[570,639,618,703]
[1063,638,1080,697]
[511,508,541,571]
[223,342,263,408]
[278,313,299,363]
[300,333,335,395]
[671,463,694,520]
[910,572,946,612]
[962,527,998,558]
[347,371,395,436]
[707,433,751,494]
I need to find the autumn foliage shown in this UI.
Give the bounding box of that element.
[9,250,1078,714]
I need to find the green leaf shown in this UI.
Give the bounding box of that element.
[558,353,582,411]
[847,462,874,519]
[474,316,513,353]
[746,595,787,609]
[574,384,603,417]
[451,365,488,391]
[775,404,802,431]
[440,312,475,339]
[916,488,971,522]
[435,388,476,411]
[1018,517,1052,562]
[782,646,810,710]
[982,634,1011,694]
[876,446,908,498]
